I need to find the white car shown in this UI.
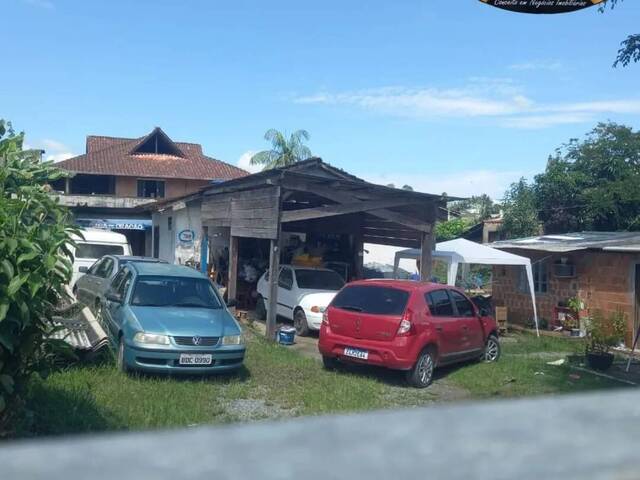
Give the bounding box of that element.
[68,229,132,287]
[256,265,345,336]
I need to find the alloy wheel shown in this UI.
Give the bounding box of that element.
[417,352,434,385]
[485,337,500,362]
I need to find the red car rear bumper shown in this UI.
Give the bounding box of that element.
[318,324,419,371]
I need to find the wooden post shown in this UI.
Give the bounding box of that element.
[353,230,364,281]
[266,238,280,340]
[420,230,434,282]
[228,235,239,304]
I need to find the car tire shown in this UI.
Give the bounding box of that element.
[483,334,501,362]
[294,309,310,337]
[116,336,129,374]
[255,296,267,320]
[406,348,435,388]
[322,355,339,370]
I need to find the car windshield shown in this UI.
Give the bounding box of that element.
[75,243,124,259]
[332,285,410,315]
[295,269,345,290]
[131,276,223,309]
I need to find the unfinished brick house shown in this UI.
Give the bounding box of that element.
[50,127,246,255]
[491,232,640,345]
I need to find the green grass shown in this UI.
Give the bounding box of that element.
[446,333,617,398]
[10,330,626,438]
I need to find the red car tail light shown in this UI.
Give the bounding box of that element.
[322,309,329,326]
[396,309,415,336]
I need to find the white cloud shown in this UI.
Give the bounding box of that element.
[294,81,640,129]
[295,85,533,118]
[23,0,54,9]
[508,60,562,71]
[236,150,263,173]
[502,113,594,129]
[360,169,526,200]
[46,152,75,162]
[26,138,75,162]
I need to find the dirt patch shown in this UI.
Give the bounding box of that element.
[225,399,290,421]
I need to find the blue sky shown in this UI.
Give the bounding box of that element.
[4,0,640,199]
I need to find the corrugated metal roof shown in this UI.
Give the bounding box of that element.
[491,231,640,253]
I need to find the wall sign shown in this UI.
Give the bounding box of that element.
[178,229,196,245]
[479,0,604,14]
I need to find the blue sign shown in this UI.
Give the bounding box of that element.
[178,229,196,245]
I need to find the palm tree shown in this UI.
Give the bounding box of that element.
[250,129,312,170]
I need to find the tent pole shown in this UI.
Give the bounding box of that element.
[393,254,400,280]
[525,263,540,337]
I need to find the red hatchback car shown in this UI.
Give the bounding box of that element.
[318,279,500,387]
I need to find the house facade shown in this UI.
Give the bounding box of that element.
[491,232,640,345]
[51,127,246,255]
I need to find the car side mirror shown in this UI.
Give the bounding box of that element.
[226,298,237,308]
[79,266,88,273]
[479,308,489,317]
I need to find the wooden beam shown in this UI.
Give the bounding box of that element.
[266,238,280,340]
[362,235,420,249]
[419,231,434,282]
[281,180,433,232]
[227,235,239,304]
[280,198,418,223]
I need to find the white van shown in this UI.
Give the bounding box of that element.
[69,229,132,287]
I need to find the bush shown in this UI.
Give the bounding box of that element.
[586,309,627,354]
[0,121,77,434]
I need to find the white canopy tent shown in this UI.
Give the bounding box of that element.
[393,238,539,336]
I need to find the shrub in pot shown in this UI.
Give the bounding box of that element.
[585,309,626,371]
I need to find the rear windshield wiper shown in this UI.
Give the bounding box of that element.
[338,305,363,312]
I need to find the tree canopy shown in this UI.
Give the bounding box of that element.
[601,0,639,67]
[501,122,640,238]
[250,129,313,170]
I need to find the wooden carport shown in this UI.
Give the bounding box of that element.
[200,158,448,339]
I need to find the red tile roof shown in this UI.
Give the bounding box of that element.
[57,128,247,181]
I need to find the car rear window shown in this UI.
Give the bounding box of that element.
[331,285,410,315]
[75,243,125,259]
[295,269,345,290]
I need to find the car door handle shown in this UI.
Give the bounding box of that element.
[436,326,443,332]
[462,325,469,331]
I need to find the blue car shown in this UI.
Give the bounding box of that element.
[101,262,245,374]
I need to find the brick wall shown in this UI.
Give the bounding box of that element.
[492,249,640,345]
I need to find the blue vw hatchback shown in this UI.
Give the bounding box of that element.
[101,262,245,374]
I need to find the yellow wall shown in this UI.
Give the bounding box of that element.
[114,176,210,199]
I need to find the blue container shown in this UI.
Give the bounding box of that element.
[277,326,296,345]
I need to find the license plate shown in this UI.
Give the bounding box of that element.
[344,347,368,360]
[179,354,212,365]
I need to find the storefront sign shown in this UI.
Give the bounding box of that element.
[479,0,604,14]
[76,218,151,230]
[178,229,196,245]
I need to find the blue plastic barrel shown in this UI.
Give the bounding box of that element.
[277,326,296,345]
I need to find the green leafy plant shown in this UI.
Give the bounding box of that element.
[586,309,627,355]
[250,129,312,170]
[0,120,78,434]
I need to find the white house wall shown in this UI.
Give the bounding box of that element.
[152,200,203,265]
